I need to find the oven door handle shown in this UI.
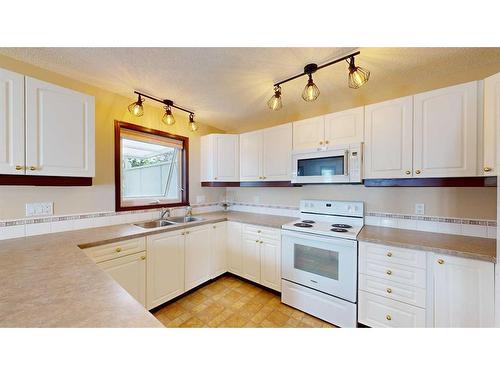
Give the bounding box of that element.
[344,149,349,176]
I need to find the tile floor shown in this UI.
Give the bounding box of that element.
[153,274,335,328]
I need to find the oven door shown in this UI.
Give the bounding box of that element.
[282,231,357,302]
[291,148,349,184]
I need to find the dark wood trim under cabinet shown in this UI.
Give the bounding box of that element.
[364,177,497,187]
[0,174,92,186]
[201,181,300,188]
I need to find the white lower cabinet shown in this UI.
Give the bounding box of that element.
[210,222,227,278]
[242,234,261,283]
[146,230,185,310]
[260,238,281,291]
[226,221,243,276]
[184,225,212,290]
[98,251,147,307]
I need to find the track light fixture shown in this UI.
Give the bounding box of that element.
[267,51,370,110]
[128,91,197,131]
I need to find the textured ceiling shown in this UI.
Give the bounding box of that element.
[1,47,500,132]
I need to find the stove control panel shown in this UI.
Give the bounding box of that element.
[300,199,364,218]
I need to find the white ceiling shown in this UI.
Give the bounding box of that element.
[1,47,500,132]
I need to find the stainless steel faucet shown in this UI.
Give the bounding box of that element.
[160,208,171,219]
[185,205,192,217]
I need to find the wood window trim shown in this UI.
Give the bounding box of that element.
[114,120,189,212]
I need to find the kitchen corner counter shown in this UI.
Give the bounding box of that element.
[0,211,296,327]
[357,225,497,263]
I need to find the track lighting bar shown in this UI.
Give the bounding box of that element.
[133,90,194,115]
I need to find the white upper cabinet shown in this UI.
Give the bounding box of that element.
[25,77,95,177]
[429,253,494,327]
[483,72,500,176]
[324,106,364,146]
[200,134,239,182]
[0,68,24,175]
[364,96,413,179]
[240,123,292,181]
[239,130,262,181]
[292,115,325,151]
[262,123,292,181]
[413,81,478,178]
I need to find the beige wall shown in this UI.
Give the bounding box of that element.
[0,54,226,220]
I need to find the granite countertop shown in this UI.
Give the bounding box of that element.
[358,225,497,263]
[0,211,296,327]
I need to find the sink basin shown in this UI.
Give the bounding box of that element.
[166,216,204,223]
[134,220,176,229]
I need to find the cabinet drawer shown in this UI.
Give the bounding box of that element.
[359,258,426,288]
[242,224,280,241]
[84,237,146,263]
[358,291,426,328]
[359,241,426,269]
[359,274,426,308]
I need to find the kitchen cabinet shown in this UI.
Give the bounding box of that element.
[184,224,212,290]
[210,222,227,278]
[259,237,281,291]
[292,115,325,151]
[0,67,24,175]
[200,134,239,181]
[98,251,147,307]
[413,81,478,178]
[242,234,261,283]
[364,96,413,179]
[483,72,500,176]
[324,106,364,146]
[146,230,185,309]
[240,123,292,181]
[429,253,494,328]
[25,77,95,177]
[226,221,243,276]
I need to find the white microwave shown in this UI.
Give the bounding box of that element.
[291,143,362,184]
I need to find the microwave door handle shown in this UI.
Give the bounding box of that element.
[344,150,349,176]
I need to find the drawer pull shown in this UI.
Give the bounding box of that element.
[386,270,392,275]
[141,255,146,260]
[386,288,392,294]
[386,252,392,257]
[115,247,122,253]
[386,315,392,321]
[437,259,444,265]
[260,240,263,244]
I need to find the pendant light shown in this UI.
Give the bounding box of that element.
[267,85,283,111]
[189,113,199,132]
[162,105,176,125]
[127,94,144,117]
[302,74,320,102]
[347,56,370,89]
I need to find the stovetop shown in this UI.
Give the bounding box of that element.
[283,219,363,240]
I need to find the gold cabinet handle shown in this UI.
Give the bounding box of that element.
[386,315,392,321]
[29,166,37,171]
[141,255,146,260]
[115,247,122,253]
[386,252,392,257]
[181,232,185,235]
[214,177,218,180]
[213,225,216,229]
[15,165,23,170]
[438,259,444,265]
[415,169,421,175]
[386,270,392,275]
[255,239,259,243]
[405,170,411,175]
[262,176,266,179]
[319,141,324,145]
[185,231,190,235]
[260,240,263,244]
[386,288,392,294]
[484,167,493,172]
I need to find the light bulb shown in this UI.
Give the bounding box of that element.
[348,57,370,89]
[162,106,176,125]
[127,95,144,116]
[302,75,320,102]
[267,86,282,111]
[189,113,199,132]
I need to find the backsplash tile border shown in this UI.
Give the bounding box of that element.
[365,211,496,227]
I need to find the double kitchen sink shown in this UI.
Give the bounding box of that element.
[134,216,204,229]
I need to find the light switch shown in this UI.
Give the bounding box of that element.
[26,202,53,217]
[415,203,425,215]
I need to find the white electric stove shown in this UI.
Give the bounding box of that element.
[281,199,364,328]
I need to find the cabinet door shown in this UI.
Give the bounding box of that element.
[146,230,185,309]
[0,68,24,175]
[226,221,243,276]
[292,115,325,151]
[240,130,262,181]
[364,96,413,178]
[210,222,227,278]
[262,123,292,181]
[200,135,213,181]
[260,238,281,292]
[430,253,494,327]
[483,73,500,176]
[185,225,212,290]
[25,77,95,177]
[324,106,364,146]
[413,81,478,177]
[242,234,261,283]
[214,134,239,181]
[98,252,146,307]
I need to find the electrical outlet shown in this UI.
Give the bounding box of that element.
[26,202,53,217]
[415,203,425,216]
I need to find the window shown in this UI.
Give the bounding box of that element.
[115,121,189,211]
